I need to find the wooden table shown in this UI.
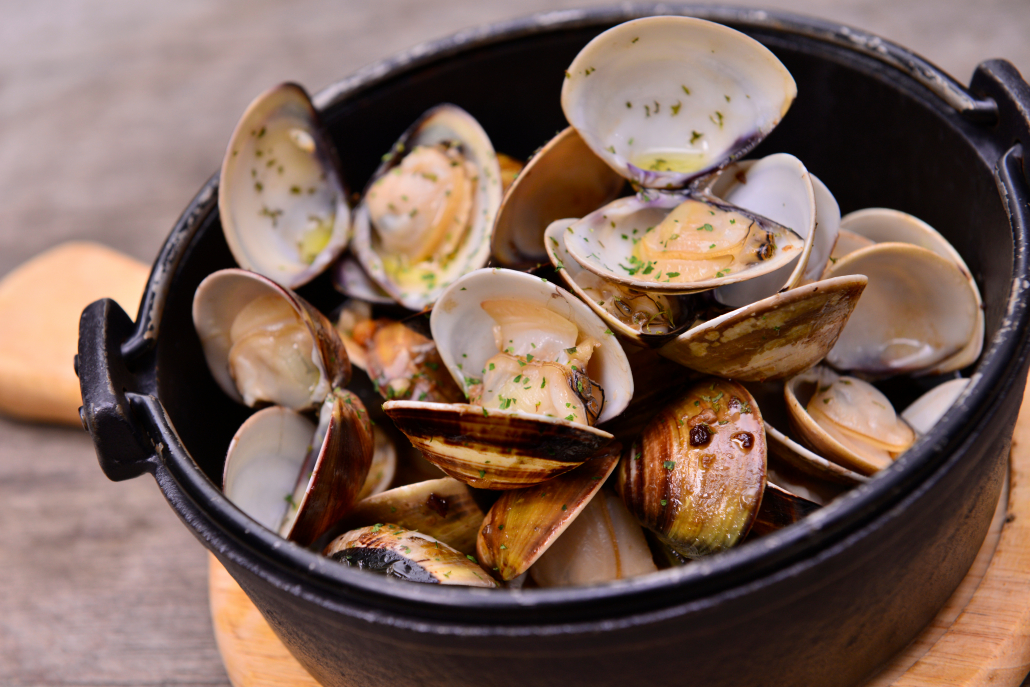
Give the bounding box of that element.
[1,2,1028,685]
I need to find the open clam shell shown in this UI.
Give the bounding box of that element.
[561,16,796,189]
[545,219,692,346]
[331,477,485,555]
[529,488,658,587]
[744,380,867,492]
[222,389,374,546]
[324,524,497,588]
[351,104,502,310]
[476,443,621,581]
[785,366,915,475]
[219,83,350,289]
[658,275,867,381]
[430,268,634,423]
[193,268,350,411]
[382,401,614,489]
[832,208,984,375]
[707,154,841,307]
[617,378,767,558]
[562,191,806,294]
[901,377,971,435]
[824,243,980,377]
[492,127,625,267]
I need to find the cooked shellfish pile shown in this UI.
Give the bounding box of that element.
[195,16,984,589]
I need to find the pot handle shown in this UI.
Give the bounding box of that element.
[971,60,1030,146]
[77,298,160,481]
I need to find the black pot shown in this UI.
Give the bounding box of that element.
[77,6,1030,687]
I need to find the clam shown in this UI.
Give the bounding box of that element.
[351,104,503,310]
[545,218,691,345]
[193,268,350,411]
[744,380,867,498]
[656,275,867,382]
[617,378,766,557]
[222,388,374,546]
[492,127,625,267]
[824,243,980,377]
[828,208,984,375]
[785,366,915,475]
[332,477,485,555]
[384,268,633,489]
[562,191,806,295]
[705,154,841,307]
[530,488,658,587]
[476,443,621,581]
[219,83,350,288]
[561,16,796,189]
[356,319,465,404]
[324,524,497,587]
[901,377,971,435]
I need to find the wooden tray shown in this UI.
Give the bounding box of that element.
[209,385,1030,687]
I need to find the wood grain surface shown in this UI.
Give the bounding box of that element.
[1,2,1028,686]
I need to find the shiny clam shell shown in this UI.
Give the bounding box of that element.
[430,268,634,424]
[561,16,796,189]
[351,104,502,310]
[617,378,767,557]
[832,208,984,375]
[382,401,614,489]
[562,191,806,295]
[219,83,350,289]
[476,443,621,580]
[529,488,657,587]
[193,268,350,411]
[824,243,980,377]
[491,127,625,267]
[784,366,915,475]
[222,388,374,546]
[324,524,496,587]
[332,477,485,555]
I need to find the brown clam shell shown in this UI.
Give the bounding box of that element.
[657,275,866,382]
[382,401,614,489]
[491,127,625,268]
[331,477,485,555]
[285,389,374,546]
[324,524,496,588]
[617,378,767,557]
[476,443,621,581]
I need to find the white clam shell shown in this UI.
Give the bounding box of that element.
[824,242,980,377]
[834,208,984,375]
[901,377,971,435]
[784,366,914,475]
[707,154,837,307]
[491,127,624,267]
[219,83,350,289]
[561,16,796,189]
[192,268,349,411]
[430,268,634,424]
[562,191,805,294]
[352,104,502,311]
[223,406,314,531]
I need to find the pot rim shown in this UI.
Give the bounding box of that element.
[119,3,1030,623]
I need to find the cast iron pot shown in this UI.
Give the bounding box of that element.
[77,5,1030,687]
